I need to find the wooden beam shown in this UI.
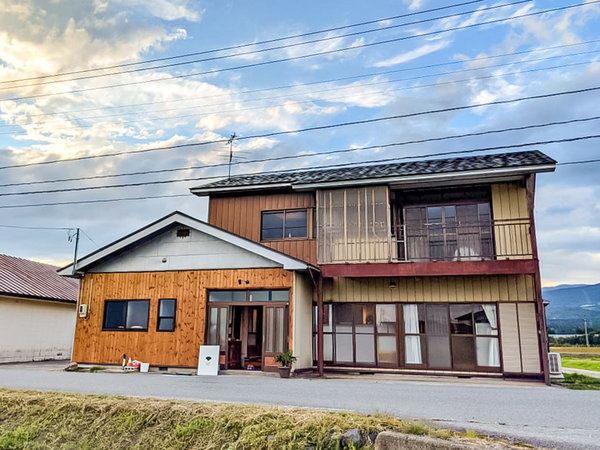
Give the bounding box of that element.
[320,259,537,278]
[526,173,550,385]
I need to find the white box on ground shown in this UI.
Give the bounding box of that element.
[197,345,220,376]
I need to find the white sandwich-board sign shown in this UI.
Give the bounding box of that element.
[197,345,220,376]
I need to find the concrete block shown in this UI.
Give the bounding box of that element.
[375,431,477,450]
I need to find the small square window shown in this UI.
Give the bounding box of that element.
[157,299,176,331]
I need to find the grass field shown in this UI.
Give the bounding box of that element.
[560,353,600,372]
[550,346,600,354]
[0,389,518,449]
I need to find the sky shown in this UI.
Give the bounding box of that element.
[0,0,599,287]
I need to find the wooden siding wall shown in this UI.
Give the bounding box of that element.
[73,268,294,367]
[499,302,541,374]
[324,274,535,303]
[491,182,532,259]
[209,193,317,265]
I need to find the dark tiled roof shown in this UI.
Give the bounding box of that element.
[0,254,78,303]
[192,151,555,192]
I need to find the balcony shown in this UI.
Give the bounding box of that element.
[317,218,535,277]
[316,186,536,277]
[318,218,532,263]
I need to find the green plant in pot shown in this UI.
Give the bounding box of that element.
[275,350,296,378]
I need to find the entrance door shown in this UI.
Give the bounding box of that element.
[244,306,263,370]
[227,306,243,369]
[227,306,264,370]
[207,305,228,368]
[208,305,266,370]
[263,305,288,371]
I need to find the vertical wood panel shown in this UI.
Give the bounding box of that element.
[324,275,535,304]
[499,303,522,372]
[72,268,294,367]
[518,303,542,373]
[209,193,317,264]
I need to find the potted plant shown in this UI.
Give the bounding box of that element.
[275,350,296,378]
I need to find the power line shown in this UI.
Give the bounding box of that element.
[0,0,487,86]
[560,158,600,166]
[2,115,598,188]
[1,153,599,210]
[0,224,73,230]
[1,1,527,91]
[2,2,590,103]
[2,133,599,197]
[80,229,100,248]
[12,38,598,123]
[3,50,596,135]
[0,194,190,209]
[1,84,598,171]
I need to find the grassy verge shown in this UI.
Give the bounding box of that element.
[558,373,600,390]
[560,353,600,372]
[0,389,518,449]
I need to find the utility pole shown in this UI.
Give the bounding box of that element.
[584,319,590,347]
[227,132,236,179]
[70,228,80,276]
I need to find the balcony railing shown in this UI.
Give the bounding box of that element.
[317,218,533,264]
[395,218,532,262]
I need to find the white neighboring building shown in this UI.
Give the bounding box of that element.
[0,254,78,363]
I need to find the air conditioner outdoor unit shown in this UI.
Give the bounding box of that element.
[78,304,88,317]
[548,352,564,380]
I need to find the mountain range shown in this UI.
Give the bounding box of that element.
[543,282,600,334]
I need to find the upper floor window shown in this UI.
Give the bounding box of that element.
[103,299,149,331]
[261,209,308,240]
[403,202,493,261]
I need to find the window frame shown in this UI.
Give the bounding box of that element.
[102,299,150,332]
[401,302,501,372]
[208,289,290,303]
[156,298,177,332]
[312,302,501,372]
[402,200,495,261]
[260,208,311,241]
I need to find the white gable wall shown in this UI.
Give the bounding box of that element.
[90,225,281,273]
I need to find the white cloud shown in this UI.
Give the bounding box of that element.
[373,40,451,68]
[111,0,205,22]
[196,114,232,131]
[403,0,425,11]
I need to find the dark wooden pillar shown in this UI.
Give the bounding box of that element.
[526,173,550,385]
[317,275,324,376]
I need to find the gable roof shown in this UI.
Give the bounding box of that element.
[191,150,556,194]
[58,211,313,276]
[0,254,78,303]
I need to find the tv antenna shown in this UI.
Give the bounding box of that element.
[226,132,236,179]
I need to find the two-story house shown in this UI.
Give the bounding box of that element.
[61,150,554,380]
[191,150,555,380]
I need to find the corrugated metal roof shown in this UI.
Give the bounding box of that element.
[0,254,78,303]
[191,150,556,193]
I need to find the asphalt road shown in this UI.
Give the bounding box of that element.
[1,362,599,449]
